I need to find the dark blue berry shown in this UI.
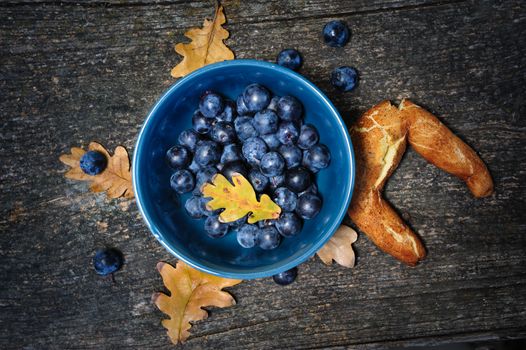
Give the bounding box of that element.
[204,215,229,238]
[260,152,285,177]
[80,151,107,175]
[236,94,251,115]
[322,20,350,47]
[237,224,258,248]
[210,122,236,144]
[296,192,322,219]
[234,116,258,141]
[178,129,201,152]
[199,197,221,216]
[278,144,302,168]
[242,137,268,167]
[249,169,269,192]
[297,124,319,150]
[217,99,236,123]
[303,144,331,172]
[194,167,218,194]
[277,121,300,145]
[170,169,195,193]
[243,84,271,113]
[269,174,286,191]
[299,183,318,197]
[192,110,213,134]
[276,49,302,71]
[267,96,280,112]
[253,109,279,135]
[257,226,281,250]
[277,96,303,122]
[275,212,302,237]
[188,159,201,174]
[166,145,191,169]
[220,143,242,164]
[93,248,123,276]
[199,91,224,118]
[261,133,281,150]
[222,161,248,181]
[285,166,311,193]
[331,66,358,92]
[273,187,298,212]
[185,196,204,219]
[194,141,221,167]
[273,267,297,285]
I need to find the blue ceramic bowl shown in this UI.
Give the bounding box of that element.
[133,59,355,279]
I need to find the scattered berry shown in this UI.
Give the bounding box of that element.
[178,129,201,152]
[93,248,123,276]
[261,133,281,150]
[234,116,258,141]
[273,267,298,285]
[331,66,358,92]
[276,49,302,71]
[185,196,204,219]
[220,143,242,164]
[80,150,107,175]
[217,99,236,123]
[210,122,236,144]
[242,137,268,167]
[322,20,350,47]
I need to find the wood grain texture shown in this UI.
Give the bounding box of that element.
[1,0,525,349]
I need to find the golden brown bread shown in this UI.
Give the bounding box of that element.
[348,100,494,265]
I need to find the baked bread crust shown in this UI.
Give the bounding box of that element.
[348,100,493,265]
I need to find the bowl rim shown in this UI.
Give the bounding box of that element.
[132,59,355,279]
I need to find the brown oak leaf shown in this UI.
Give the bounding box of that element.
[170,4,235,78]
[201,173,281,224]
[317,225,358,268]
[59,142,134,199]
[152,261,241,345]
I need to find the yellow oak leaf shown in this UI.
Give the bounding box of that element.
[152,261,241,345]
[171,4,235,78]
[59,142,134,199]
[317,225,358,268]
[201,173,281,224]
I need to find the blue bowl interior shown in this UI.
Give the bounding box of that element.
[134,60,354,279]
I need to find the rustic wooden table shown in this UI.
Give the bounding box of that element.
[1,0,525,349]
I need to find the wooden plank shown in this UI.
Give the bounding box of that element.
[1,0,525,349]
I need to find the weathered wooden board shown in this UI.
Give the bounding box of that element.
[1,0,525,349]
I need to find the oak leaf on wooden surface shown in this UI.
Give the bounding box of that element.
[171,4,235,78]
[152,261,241,345]
[59,142,134,199]
[317,225,358,268]
[201,173,281,224]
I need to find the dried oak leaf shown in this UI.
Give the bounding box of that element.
[317,225,358,268]
[59,142,134,199]
[153,261,241,345]
[171,4,235,78]
[201,173,281,224]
